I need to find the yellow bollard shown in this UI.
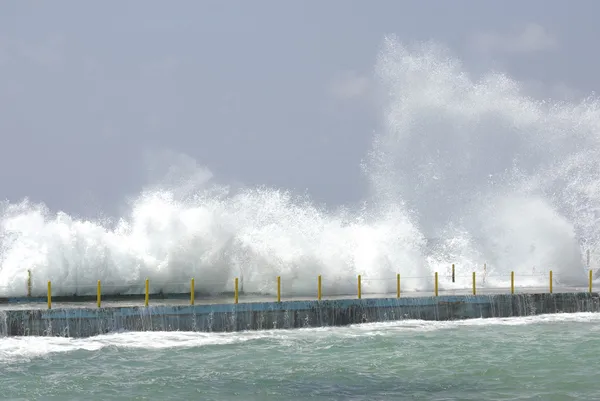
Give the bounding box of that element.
[190,278,195,306]
[510,271,515,294]
[549,270,553,294]
[357,275,362,299]
[97,280,101,308]
[434,272,438,296]
[318,275,322,301]
[277,276,281,302]
[47,281,52,309]
[472,272,476,295]
[590,269,593,293]
[144,278,149,307]
[27,270,32,297]
[397,273,401,298]
[234,277,239,304]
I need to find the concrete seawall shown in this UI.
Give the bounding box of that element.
[1,292,599,338]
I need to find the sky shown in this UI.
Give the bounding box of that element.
[1,0,599,219]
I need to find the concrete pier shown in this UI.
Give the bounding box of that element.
[1,288,599,338]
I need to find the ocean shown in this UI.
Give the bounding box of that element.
[2,31,600,401]
[2,313,599,400]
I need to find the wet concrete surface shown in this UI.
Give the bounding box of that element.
[0,285,589,311]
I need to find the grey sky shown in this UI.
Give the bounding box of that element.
[1,0,598,219]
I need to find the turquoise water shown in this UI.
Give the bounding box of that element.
[1,313,600,400]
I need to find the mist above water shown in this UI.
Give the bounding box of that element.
[0,36,598,297]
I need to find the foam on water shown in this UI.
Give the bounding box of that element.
[2,313,599,364]
[0,36,599,297]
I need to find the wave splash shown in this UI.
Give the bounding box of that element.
[3,313,600,364]
[0,37,598,297]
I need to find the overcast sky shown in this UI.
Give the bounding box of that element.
[1,1,599,218]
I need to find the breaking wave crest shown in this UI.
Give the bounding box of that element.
[1,37,598,297]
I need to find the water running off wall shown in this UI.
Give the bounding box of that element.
[1,36,599,298]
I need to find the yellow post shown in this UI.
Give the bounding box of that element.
[27,270,32,297]
[47,281,52,309]
[234,277,239,304]
[396,273,400,298]
[277,276,281,302]
[590,269,593,293]
[357,275,362,299]
[317,275,322,300]
[190,278,195,305]
[144,278,149,307]
[472,272,476,295]
[549,270,553,294]
[510,271,515,294]
[434,272,438,296]
[97,280,101,308]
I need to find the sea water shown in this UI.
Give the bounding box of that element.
[2,34,600,400]
[1,313,599,400]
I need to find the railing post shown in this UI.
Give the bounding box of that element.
[47,281,52,310]
[434,272,438,296]
[549,270,553,294]
[472,272,476,295]
[234,277,239,304]
[190,278,195,305]
[357,275,362,299]
[511,271,515,294]
[590,269,593,294]
[396,273,400,298]
[144,278,149,307]
[451,264,455,283]
[277,276,281,302]
[27,270,32,297]
[317,275,322,301]
[97,280,101,308]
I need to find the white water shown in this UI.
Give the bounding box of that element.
[2,313,600,364]
[0,36,598,297]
